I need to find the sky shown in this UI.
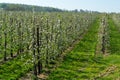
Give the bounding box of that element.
[0,0,120,12]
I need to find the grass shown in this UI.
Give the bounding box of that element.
[108,17,120,55]
[47,17,120,80]
[47,18,102,80]
[0,53,33,80]
[97,16,120,80]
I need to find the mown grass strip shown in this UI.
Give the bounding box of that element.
[108,17,120,55]
[0,53,33,80]
[47,16,120,80]
[92,16,120,80]
[97,15,120,80]
[47,18,106,80]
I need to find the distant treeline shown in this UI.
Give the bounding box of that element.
[0,3,100,13]
[0,3,63,12]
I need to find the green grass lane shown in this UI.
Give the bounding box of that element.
[48,17,120,80]
[47,19,105,80]
[0,53,33,80]
[98,16,120,80]
[108,17,120,55]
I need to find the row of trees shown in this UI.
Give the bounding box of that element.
[0,11,99,79]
